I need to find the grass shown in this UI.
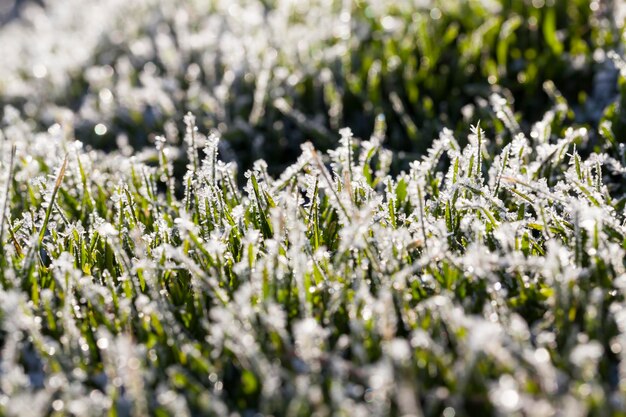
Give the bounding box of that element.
[0,0,623,171]
[0,0,626,416]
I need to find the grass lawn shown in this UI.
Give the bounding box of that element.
[1,0,626,416]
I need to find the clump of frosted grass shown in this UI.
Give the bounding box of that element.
[0,0,624,414]
[0,102,625,416]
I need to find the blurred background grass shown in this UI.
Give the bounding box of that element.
[0,0,624,176]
